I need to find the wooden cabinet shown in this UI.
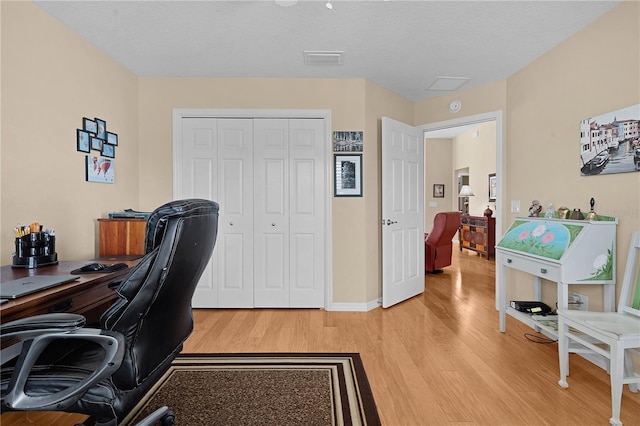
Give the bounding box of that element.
[98,218,146,257]
[459,215,495,259]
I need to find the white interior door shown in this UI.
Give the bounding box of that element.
[179,114,326,309]
[288,119,325,308]
[182,118,254,308]
[253,119,290,307]
[381,117,424,308]
[216,119,254,308]
[253,118,325,308]
[180,117,218,307]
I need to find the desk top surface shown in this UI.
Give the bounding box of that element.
[0,259,138,314]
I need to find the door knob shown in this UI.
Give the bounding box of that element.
[386,219,398,225]
[229,222,233,226]
[272,223,276,227]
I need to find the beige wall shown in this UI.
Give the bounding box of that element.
[424,138,454,229]
[1,1,139,263]
[504,1,640,308]
[136,78,411,304]
[453,122,497,217]
[2,1,638,309]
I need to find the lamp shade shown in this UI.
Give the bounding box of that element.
[458,185,475,197]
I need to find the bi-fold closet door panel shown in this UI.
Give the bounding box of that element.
[181,117,325,309]
[253,119,325,308]
[181,118,254,308]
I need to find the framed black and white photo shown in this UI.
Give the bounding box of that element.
[95,118,106,140]
[77,129,90,153]
[488,173,497,202]
[83,117,97,134]
[333,131,363,152]
[433,184,445,198]
[334,154,362,197]
[106,131,118,146]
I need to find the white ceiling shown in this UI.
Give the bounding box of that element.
[34,0,620,102]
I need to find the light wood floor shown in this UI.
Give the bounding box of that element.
[2,248,639,425]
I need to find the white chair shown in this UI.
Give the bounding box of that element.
[558,231,640,425]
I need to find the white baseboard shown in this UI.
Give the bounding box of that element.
[326,299,381,312]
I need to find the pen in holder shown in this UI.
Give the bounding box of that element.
[12,232,58,268]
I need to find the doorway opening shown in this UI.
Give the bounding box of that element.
[419,110,503,310]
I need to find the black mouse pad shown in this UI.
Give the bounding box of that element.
[70,263,129,275]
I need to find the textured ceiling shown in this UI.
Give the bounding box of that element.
[34,0,620,102]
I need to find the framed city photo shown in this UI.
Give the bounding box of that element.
[95,118,106,140]
[101,142,115,158]
[334,154,362,197]
[433,184,445,198]
[90,136,102,151]
[83,117,97,134]
[77,129,90,153]
[106,131,118,146]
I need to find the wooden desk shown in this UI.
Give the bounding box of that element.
[1,260,136,325]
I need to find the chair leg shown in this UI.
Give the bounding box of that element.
[624,350,639,393]
[558,317,569,388]
[609,345,624,426]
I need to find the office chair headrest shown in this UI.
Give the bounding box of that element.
[144,199,220,254]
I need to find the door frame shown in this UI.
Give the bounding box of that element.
[172,108,333,309]
[418,110,504,310]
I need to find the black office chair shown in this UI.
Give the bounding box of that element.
[1,199,219,425]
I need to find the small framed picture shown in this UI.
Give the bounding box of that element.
[85,155,114,184]
[488,173,497,202]
[433,184,445,198]
[83,117,97,134]
[106,131,118,146]
[333,131,363,152]
[95,118,106,140]
[334,154,362,197]
[77,129,90,153]
[90,136,102,151]
[101,142,115,158]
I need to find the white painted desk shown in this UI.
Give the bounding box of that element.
[496,216,617,337]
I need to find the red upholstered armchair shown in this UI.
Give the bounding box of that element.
[425,211,461,273]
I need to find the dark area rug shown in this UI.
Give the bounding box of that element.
[124,353,380,426]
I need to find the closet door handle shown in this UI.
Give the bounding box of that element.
[272,223,276,227]
[229,222,233,226]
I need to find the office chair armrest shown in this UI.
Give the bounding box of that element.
[2,328,125,411]
[1,313,86,339]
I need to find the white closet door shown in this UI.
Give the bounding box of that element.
[288,119,325,308]
[180,115,325,309]
[181,118,218,307]
[253,119,290,307]
[253,118,325,308]
[216,119,254,308]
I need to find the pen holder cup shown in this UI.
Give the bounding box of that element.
[12,233,58,268]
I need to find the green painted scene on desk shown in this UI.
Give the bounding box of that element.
[498,220,577,260]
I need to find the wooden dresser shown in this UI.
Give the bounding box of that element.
[98,218,146,257]
[459,214,495,260]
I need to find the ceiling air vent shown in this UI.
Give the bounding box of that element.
[426,76,471,91]
[303,51,345,66]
